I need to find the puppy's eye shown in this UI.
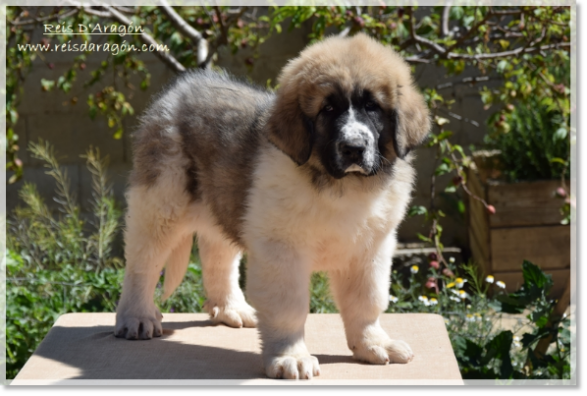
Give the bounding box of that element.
[323,104,334,112]
[365,101,377,110]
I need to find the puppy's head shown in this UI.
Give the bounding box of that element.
[267,33,431,178]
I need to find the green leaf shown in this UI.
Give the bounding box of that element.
[408,205,427,217]
[435,163,451,176]
[497,60,509,74]
[435,117,451,127]
[522,260,552,291]
[549,157,567,165]
[41,79,55,91]
[450,6,464,20]
[416,233,432,243]
[483,331,514,378]
[553,127,567,141]
[437,130,453,140]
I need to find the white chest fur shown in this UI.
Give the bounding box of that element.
[243,146,413,271]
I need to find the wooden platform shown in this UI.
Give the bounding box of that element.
[12,313,462,385]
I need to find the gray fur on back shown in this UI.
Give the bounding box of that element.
[130,69,275,246]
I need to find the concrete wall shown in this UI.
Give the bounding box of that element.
[6,12,495,248]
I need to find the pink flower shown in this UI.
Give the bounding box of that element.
[429,260,439,270]
[556,187,567,198]
[425,277,439,293]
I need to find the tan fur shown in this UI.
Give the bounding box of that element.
[115,33,430,380]
[268,34,429,161]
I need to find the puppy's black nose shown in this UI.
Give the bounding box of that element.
[339,141,366,164]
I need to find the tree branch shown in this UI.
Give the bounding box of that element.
[406,6,447,56]
[445,7,494,53]
[11,7,79,26]
[79,7,111,18]
[159,3,208,66]
[105,6,186,73]
[448,42,570,60]
[441,5,451,38]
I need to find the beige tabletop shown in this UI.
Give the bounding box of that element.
[12,313,463,385]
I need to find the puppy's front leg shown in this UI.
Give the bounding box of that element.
[246,241,320,380]
[329,234,414,365]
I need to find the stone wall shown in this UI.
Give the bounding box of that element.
[6,14,495,248]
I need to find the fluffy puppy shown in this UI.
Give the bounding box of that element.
[114,33,430,380]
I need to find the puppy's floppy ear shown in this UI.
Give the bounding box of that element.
[266,89,314,166]
[394,83,431,158]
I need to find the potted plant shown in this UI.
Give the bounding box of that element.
[466,95,571,297]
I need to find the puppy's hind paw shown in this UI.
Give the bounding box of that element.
[204,300,257,328]
[353,338,414,365]
[114,305,163,340]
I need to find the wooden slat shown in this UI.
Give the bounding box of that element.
[469,227,490,276]
[487,179,568,228]
[469,197,490,262]
[466,168,491,270]
[493,268,570,298]
[490,226,570,272]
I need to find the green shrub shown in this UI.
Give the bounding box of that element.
[386,258,572,380]
[485,96,570,182]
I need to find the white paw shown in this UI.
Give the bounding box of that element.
[352,337,414,364]
[203,299,257,328]
[265,354,321,380]
[115,303,163,340]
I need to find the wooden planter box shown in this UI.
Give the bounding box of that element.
[467,167,570,298]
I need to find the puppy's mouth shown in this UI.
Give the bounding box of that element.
[344,163,369,175]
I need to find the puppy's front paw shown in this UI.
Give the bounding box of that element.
[265,354,321,380]
[115,303,163,340]
[353,337,414,364]
[204,299,257,328]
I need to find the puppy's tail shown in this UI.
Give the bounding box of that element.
[162,235,193,301]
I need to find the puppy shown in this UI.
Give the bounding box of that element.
[114,33,430,380]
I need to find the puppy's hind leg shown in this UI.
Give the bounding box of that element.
[198,233,257,328]
[115,185,189,340]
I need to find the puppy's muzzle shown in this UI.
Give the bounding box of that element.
[338,137,373,175]
[339,138,366,165]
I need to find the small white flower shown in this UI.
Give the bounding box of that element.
[411,265,419,274]
[466,304,472,309]
[513,336,521,347]
[450,296,461,302]
[429,298,438,306]
[449,257,456,263]
[455,277,467,289]
[389,295,398,303]
[475,314,482,322]
[450,289,460,296]
[418,295,430,306]
[465,314,475,322]
[485,275,495,284]
[458,290,469,299]
[496,280,506,289]
[444,318,450,324]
